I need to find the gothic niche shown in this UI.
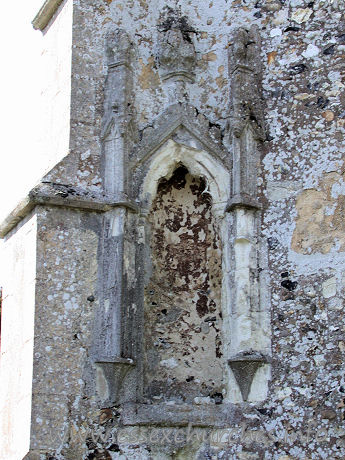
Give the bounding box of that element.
[143,165,225,403]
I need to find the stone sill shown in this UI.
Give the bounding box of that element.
[121,402,243,428]
[32,0,64,31]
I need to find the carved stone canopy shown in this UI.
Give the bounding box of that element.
[155,27,196,82]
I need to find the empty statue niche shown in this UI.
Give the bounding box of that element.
[144,165,225,404]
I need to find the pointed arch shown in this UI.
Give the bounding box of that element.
[131,103,230,170]
[140,139,230,216]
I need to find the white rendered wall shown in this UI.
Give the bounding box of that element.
[0,0,73,222]
[0,214,37,460]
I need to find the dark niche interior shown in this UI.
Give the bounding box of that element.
[143,165,225,404]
